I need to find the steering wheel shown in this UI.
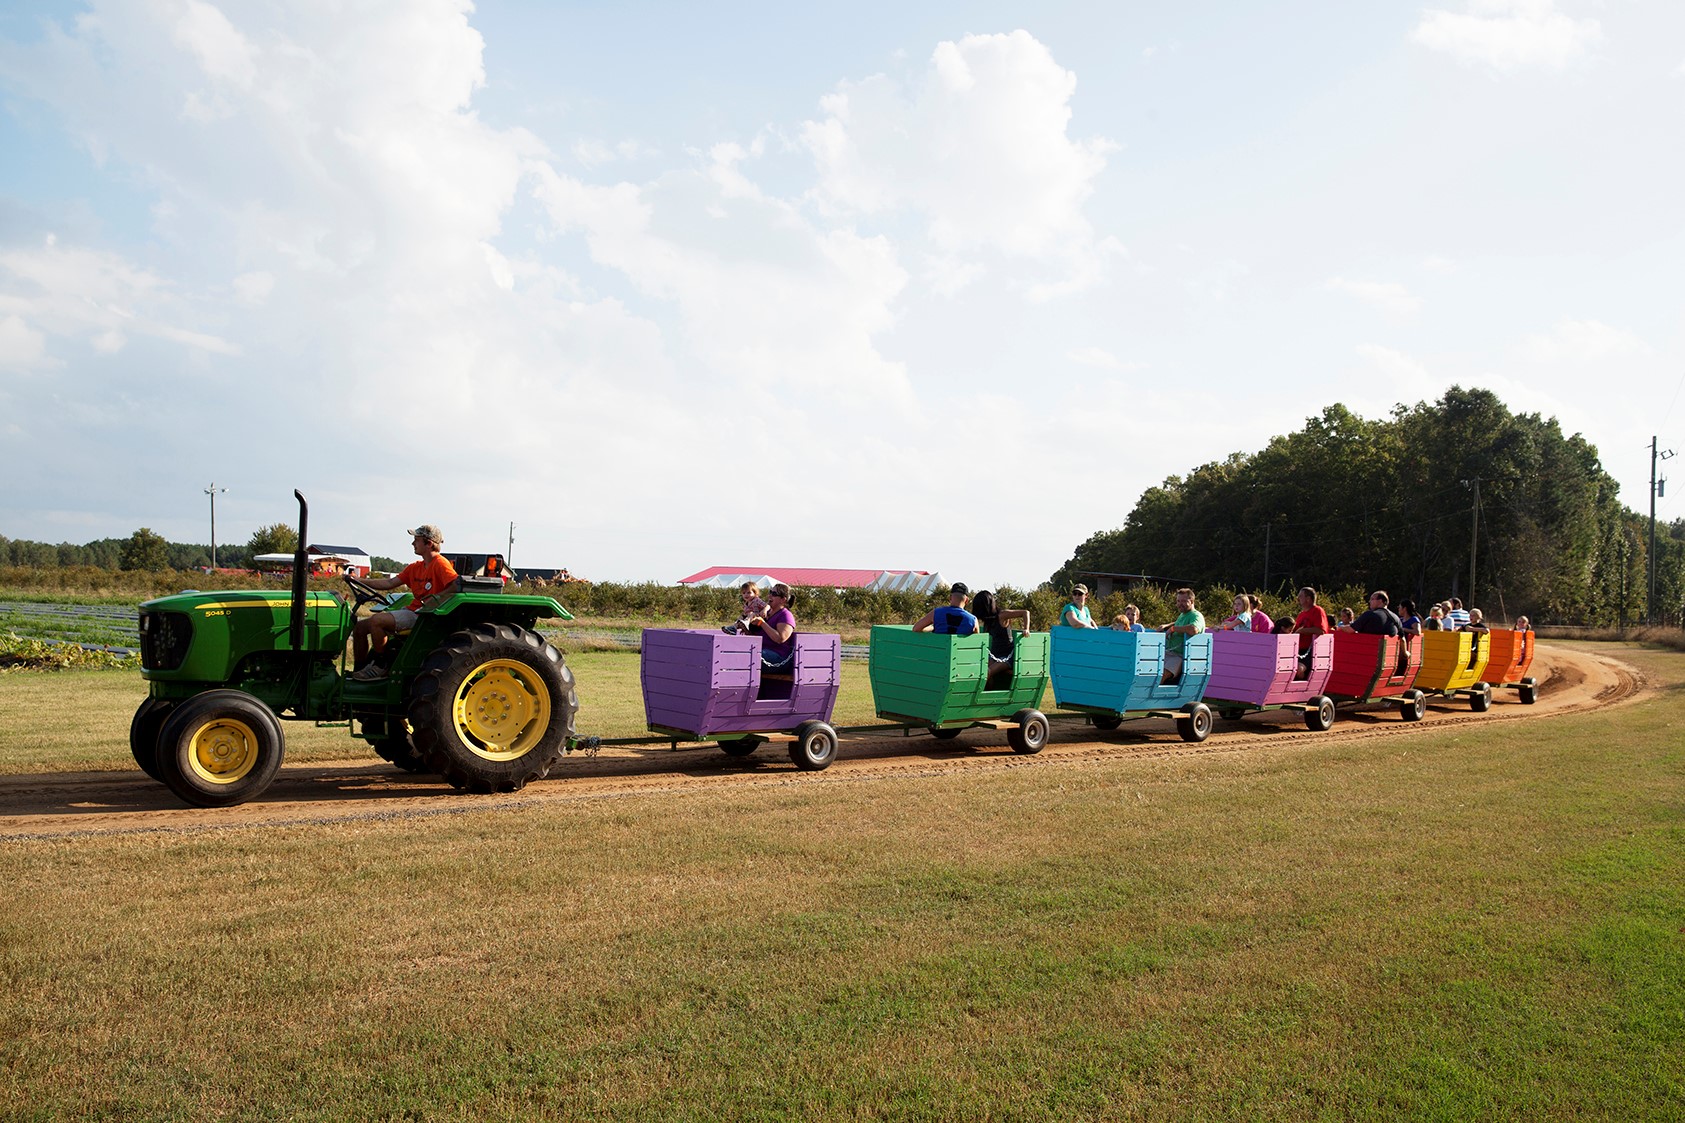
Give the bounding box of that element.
[343,574,386,609]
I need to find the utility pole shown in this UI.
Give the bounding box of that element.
[204,483,227,568]
[1467,476,1480,606]
[1649,436,1675,625]
[507,521,515,570]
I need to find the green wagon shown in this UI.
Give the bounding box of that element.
[867,625,1051,752]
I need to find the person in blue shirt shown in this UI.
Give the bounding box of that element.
[913,582,979,636]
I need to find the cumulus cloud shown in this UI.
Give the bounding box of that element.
[1327,276,1423,316]
[1520,318,1652,362]
[1412,0,1602,73]
[800,30,1121,298]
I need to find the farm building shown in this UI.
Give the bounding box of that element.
[252,544,373,577]
[678,566,946,595]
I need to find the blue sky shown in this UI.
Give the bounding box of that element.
[1,1,1680,586]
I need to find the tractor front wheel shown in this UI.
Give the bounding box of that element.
[129,697,176,782]
[408,624,577,793]
[154,691,285,808]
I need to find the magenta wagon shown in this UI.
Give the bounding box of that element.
[1202,631,1338,731]
[639,629,842,769]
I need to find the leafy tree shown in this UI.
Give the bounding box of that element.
[247,523,299,558]
[119,528,170,572]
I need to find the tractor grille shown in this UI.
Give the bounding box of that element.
[138,610,192,671]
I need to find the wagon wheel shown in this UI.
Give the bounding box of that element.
[1176,702,1212,743]
[1304,695,1336,733]
[789,721,837,770]
[154,690,286,808]
[720,736,763,758]
[1400,689,1427,722]
[1469,683,1492,713]
[1218,708,1247,722]
[1518,677,1537,705]
[929,726,964,741]
[1006,709,1049,754]
[1090,715,1123,731]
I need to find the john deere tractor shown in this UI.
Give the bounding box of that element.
[132,491,578,808]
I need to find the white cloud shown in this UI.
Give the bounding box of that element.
[1066,346,1141,372]
[1412,0,1602,73]
[572,137,660,168]
[0,314,48,369]
[1520,318,1652,362]
[800,30,1120,298]
[1327,276,1423,316]
[1356,343,1431,381]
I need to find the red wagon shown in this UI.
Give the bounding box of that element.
[1324,632,1427,720]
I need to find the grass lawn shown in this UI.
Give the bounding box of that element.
[0,645,1681,1121]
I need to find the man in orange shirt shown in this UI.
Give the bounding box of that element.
[350,524,459,680]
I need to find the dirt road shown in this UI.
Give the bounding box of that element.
[0,645,1645,840]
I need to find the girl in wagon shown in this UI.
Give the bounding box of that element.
[722,581,770,635]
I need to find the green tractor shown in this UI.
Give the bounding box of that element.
[132,491,579,808]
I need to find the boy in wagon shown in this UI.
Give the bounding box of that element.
[350,524,459,680]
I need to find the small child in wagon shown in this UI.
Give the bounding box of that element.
[722,582,770,635]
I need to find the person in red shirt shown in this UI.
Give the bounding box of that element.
[350,524,459,680]
[1291,586,1331,679]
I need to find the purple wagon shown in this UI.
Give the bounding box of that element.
[639,629,842,769]
[1203,631,1337,731]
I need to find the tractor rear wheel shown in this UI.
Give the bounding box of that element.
[154,690,286,808]
[373,730,429,773]
[129,697,176,782]
[408,624,577,793]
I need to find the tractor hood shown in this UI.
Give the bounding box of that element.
[138,589,351,681]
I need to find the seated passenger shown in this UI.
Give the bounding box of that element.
[722,581,769,635]
[743,583,797,671]
[1423,604,1446,631]
[1353,590,1403,636]
[1465,607,1490,633]
[1061,585,1098,628]
[1514,614,1532,632]
[913,582,980,636]
[1111,604,1146,632]
[973,589,1031,691]
[1247,594,1273,637]
[350,524,459,681]
[1216,594,1254,632]
[1292,587,1331,679]
[1398,599,1423,636]
[1334,607,1356,631]
[1160,587,1206,684]
[1445,597,1471,630]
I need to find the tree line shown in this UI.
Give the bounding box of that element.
[1052,387,1683,626]
[0,524,401,574]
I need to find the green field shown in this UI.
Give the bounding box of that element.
[2,645,1681,1121]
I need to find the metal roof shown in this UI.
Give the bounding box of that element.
[678,566,945,595]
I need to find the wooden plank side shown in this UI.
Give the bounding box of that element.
[1325,631,1386,698]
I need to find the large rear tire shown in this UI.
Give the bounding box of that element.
[789,721,837,770]
[408,624,577,793]
[154,690,285,808]
[373,729,429,773]
[129,697,175,782]
[1006,709,1049,754]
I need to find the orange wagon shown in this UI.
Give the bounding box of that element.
[1479,628,1539,705]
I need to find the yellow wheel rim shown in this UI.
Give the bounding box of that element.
[452,659,552,760]
[186,718,261,785]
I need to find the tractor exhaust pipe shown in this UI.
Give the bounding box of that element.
[290,490,308,652]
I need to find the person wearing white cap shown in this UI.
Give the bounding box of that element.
[349,524,459,680]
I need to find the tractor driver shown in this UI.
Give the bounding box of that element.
[350,524,459,680]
